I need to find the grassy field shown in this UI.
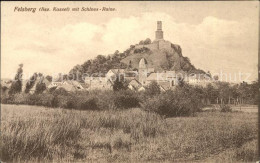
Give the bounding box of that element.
[0,104,258,162]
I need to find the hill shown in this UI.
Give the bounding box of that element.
[121,40,206,74]
[69,38,207,78]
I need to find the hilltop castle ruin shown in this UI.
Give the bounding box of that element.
[135,21,172,50]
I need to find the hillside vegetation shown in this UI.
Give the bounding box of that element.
[69,39,206,77]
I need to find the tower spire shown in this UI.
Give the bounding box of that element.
[157,21,162,31]
[155,21,163,40]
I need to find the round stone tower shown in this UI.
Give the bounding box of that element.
[155,21,164,40]
[139,58,148,85]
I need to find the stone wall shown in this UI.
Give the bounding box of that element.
[135,40,172,51]
[135,43,159,51]
[158,40,171,50]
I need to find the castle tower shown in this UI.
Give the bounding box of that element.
[155,21,164,40]
[138,58,148,85]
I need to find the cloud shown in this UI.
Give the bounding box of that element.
[15,43,59,54]
[2,12,258,82]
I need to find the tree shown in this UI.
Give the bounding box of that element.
[128,60,132,69]
[205,83,218,104]
[217,82,231,104]
[115,50,119,54]
[35,82,47,94]
[177,77,185,87]
[213,75,219,81]
[206,71,212,78]
[143,38,151,45]
[45,75,53,82]
[25,73,38,93]
[139,40,144,45]
[34,74,47,94]
[1,86,8,94]
[113,74,125,91]
[9,64,23,95]
[69,65,84,81]
[145,81,161,97]
[250,81,258,104]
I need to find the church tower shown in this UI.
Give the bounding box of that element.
[138,58,148,85]
[155,21,164,40]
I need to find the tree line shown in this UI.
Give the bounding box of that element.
[2,63,258,106]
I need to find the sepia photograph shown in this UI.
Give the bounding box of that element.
[1,1,259,162]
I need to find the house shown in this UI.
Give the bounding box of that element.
[85,77,113,90]
[1,79,12,94]
[136,56,177,90]
[63,80,84,90]
[48,76,64,88]
[138,86,146,92]
[185,74,212,87]
[1,79,12,88]
[49,82,63,87]
[106,69,125,79]
[47,79,88,92]
[55,80,86,92]
[56,84,78,92]
[124,71,138,81]
[145,72,177,88]
[128,79,142,91]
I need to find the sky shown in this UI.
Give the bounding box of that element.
[1,1,259,82]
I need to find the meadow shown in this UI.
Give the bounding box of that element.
[0,104,258,162]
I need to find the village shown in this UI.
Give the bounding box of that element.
[1,21,214,94]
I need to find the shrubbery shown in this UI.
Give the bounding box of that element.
[78,97,99,110]
[141,84,203,117]
[1,84,205,117]
[0,94,13,104]
[220,104,232,112]
[113,90,140,109]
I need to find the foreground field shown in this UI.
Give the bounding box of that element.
[0,104,258,162]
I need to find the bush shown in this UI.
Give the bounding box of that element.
[96,91,117,110]
[48,86,57,93]
[141,85,202,117]
[37,93,56,107]
[1,86,8,93]
[55,95,76,109]
[144,81,161,97]
[220,104,232,112]
[143,38,151,45]
[13,93,29,104]
[35,82,47,94]
[134,47,150,54]
[53,87,69,96]
[78,97,99,110]
[1,84,204,117]
[114,91,140,109]
[27,94,41,105]
[0,94,13,104]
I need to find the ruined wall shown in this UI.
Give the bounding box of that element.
[135,43,159,51]
[135,40,172,51]
[158,40,171,50]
